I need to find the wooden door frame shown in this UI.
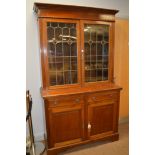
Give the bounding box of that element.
[80,20,114,87]
[39,18,82,90]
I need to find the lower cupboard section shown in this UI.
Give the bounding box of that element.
[44,90,120,154]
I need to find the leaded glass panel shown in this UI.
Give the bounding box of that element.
[84,24,109,82]
[47,22,78,86]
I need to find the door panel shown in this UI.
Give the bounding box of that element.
[42,18,81,88]
[80,20,113,85]
[88,100,117,140]
[48,103,84,147]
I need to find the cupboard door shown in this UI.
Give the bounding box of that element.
[80,20,113,84]
[88,101,117,140]
[48,103,84,147]
[41,19,81,88]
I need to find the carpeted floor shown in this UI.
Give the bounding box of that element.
[40,123,128,155]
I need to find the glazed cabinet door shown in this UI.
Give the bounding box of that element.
[39,19,81,89]
[47,102,84,148]
[87,92,118,140]
[80,20,114,85]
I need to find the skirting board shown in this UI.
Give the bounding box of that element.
[119,116,129,124]
[34,117,129,142]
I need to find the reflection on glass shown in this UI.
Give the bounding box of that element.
[47,22,78,86]
[84,24,109,82]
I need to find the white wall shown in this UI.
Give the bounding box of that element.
[26,0,129,141]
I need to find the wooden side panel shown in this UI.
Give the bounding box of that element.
[38,18,48,88]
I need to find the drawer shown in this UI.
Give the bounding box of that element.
[87,91,118,103]
[47,95,84,107]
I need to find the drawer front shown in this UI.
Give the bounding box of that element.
[87,91,119,103]
[47,95,84,107]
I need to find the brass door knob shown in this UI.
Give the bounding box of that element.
[92,96,96,100]
[88,122,91,131]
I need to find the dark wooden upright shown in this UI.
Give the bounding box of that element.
[34,3,122,155]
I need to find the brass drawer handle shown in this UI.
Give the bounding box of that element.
[54,100,57,105]
[92,96,97,100]
[75,98,80,103]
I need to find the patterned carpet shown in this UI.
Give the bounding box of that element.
[40,123,129,155]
